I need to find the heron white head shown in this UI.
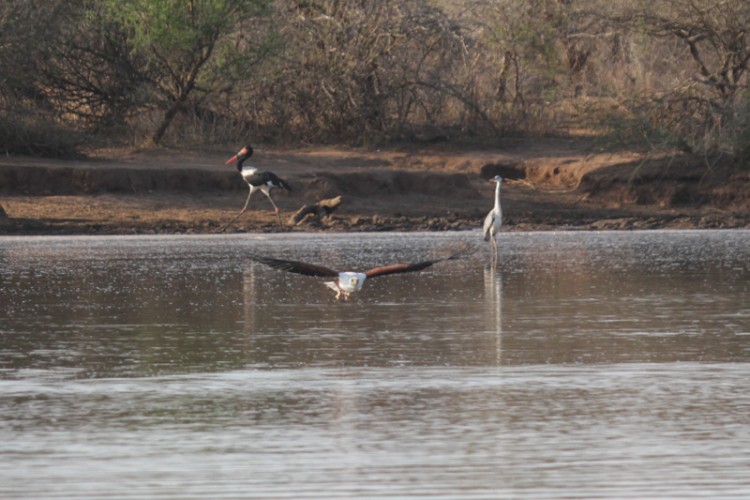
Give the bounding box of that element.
[490,175,503,184]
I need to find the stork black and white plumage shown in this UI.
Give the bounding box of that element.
[250,251,466,301]
[219,145,292,231]
[483,175,503,266]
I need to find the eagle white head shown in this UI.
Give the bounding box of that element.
[341,272,366,290]
[323,272,366,301]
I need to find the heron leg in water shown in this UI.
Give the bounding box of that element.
[491,234,499,268]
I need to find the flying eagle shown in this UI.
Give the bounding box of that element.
[250,250,468,301]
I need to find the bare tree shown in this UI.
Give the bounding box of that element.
[226,0,492,144]
[605,0,750,156]
[2,0,749,167]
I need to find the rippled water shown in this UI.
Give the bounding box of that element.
[1,230,749,499]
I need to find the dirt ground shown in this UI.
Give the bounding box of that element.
[1,137,749,235]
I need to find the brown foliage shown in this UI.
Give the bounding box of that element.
[1,0,749,166]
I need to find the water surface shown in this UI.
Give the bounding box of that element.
[1,230,749,498]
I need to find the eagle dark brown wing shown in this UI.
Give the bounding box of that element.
[364,262,433,278]
[364,250,468,279]
[250,255,339,278]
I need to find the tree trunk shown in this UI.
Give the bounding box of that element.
[150,98,185,146]
[149,43,215,146]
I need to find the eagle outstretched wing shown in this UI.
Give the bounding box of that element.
[250,255,339,278]
[364,249,470,279]
[252,246,473,281]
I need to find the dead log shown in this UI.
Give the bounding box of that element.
[290,195,342,224]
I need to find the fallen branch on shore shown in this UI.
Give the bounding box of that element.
[0,204,10,225]
[290,196,342,225]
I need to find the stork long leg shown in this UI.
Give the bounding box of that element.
[262,191,283,226]
[217,189,254,233]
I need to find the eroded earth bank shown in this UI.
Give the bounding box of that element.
[1,138,749,235]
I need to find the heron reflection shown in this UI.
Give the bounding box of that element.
[484,264,503,365]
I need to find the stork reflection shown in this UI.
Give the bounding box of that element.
[239,263,260,365]
[243,264,258,335]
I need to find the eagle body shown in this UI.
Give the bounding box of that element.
[324,272,367,298]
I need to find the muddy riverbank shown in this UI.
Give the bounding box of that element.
[1,138,749,235]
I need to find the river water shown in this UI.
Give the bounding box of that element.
[1,230,749,499]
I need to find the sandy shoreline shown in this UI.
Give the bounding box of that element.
[1,140,749,235]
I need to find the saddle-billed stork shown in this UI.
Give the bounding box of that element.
[219,145,291,231]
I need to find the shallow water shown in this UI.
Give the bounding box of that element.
[1,230,749,498]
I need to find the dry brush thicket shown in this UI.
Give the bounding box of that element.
[1,0,748,167]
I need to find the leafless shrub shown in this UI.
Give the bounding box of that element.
[213,0,499,145]
[597,0,750,163]
[1,0,748,169]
